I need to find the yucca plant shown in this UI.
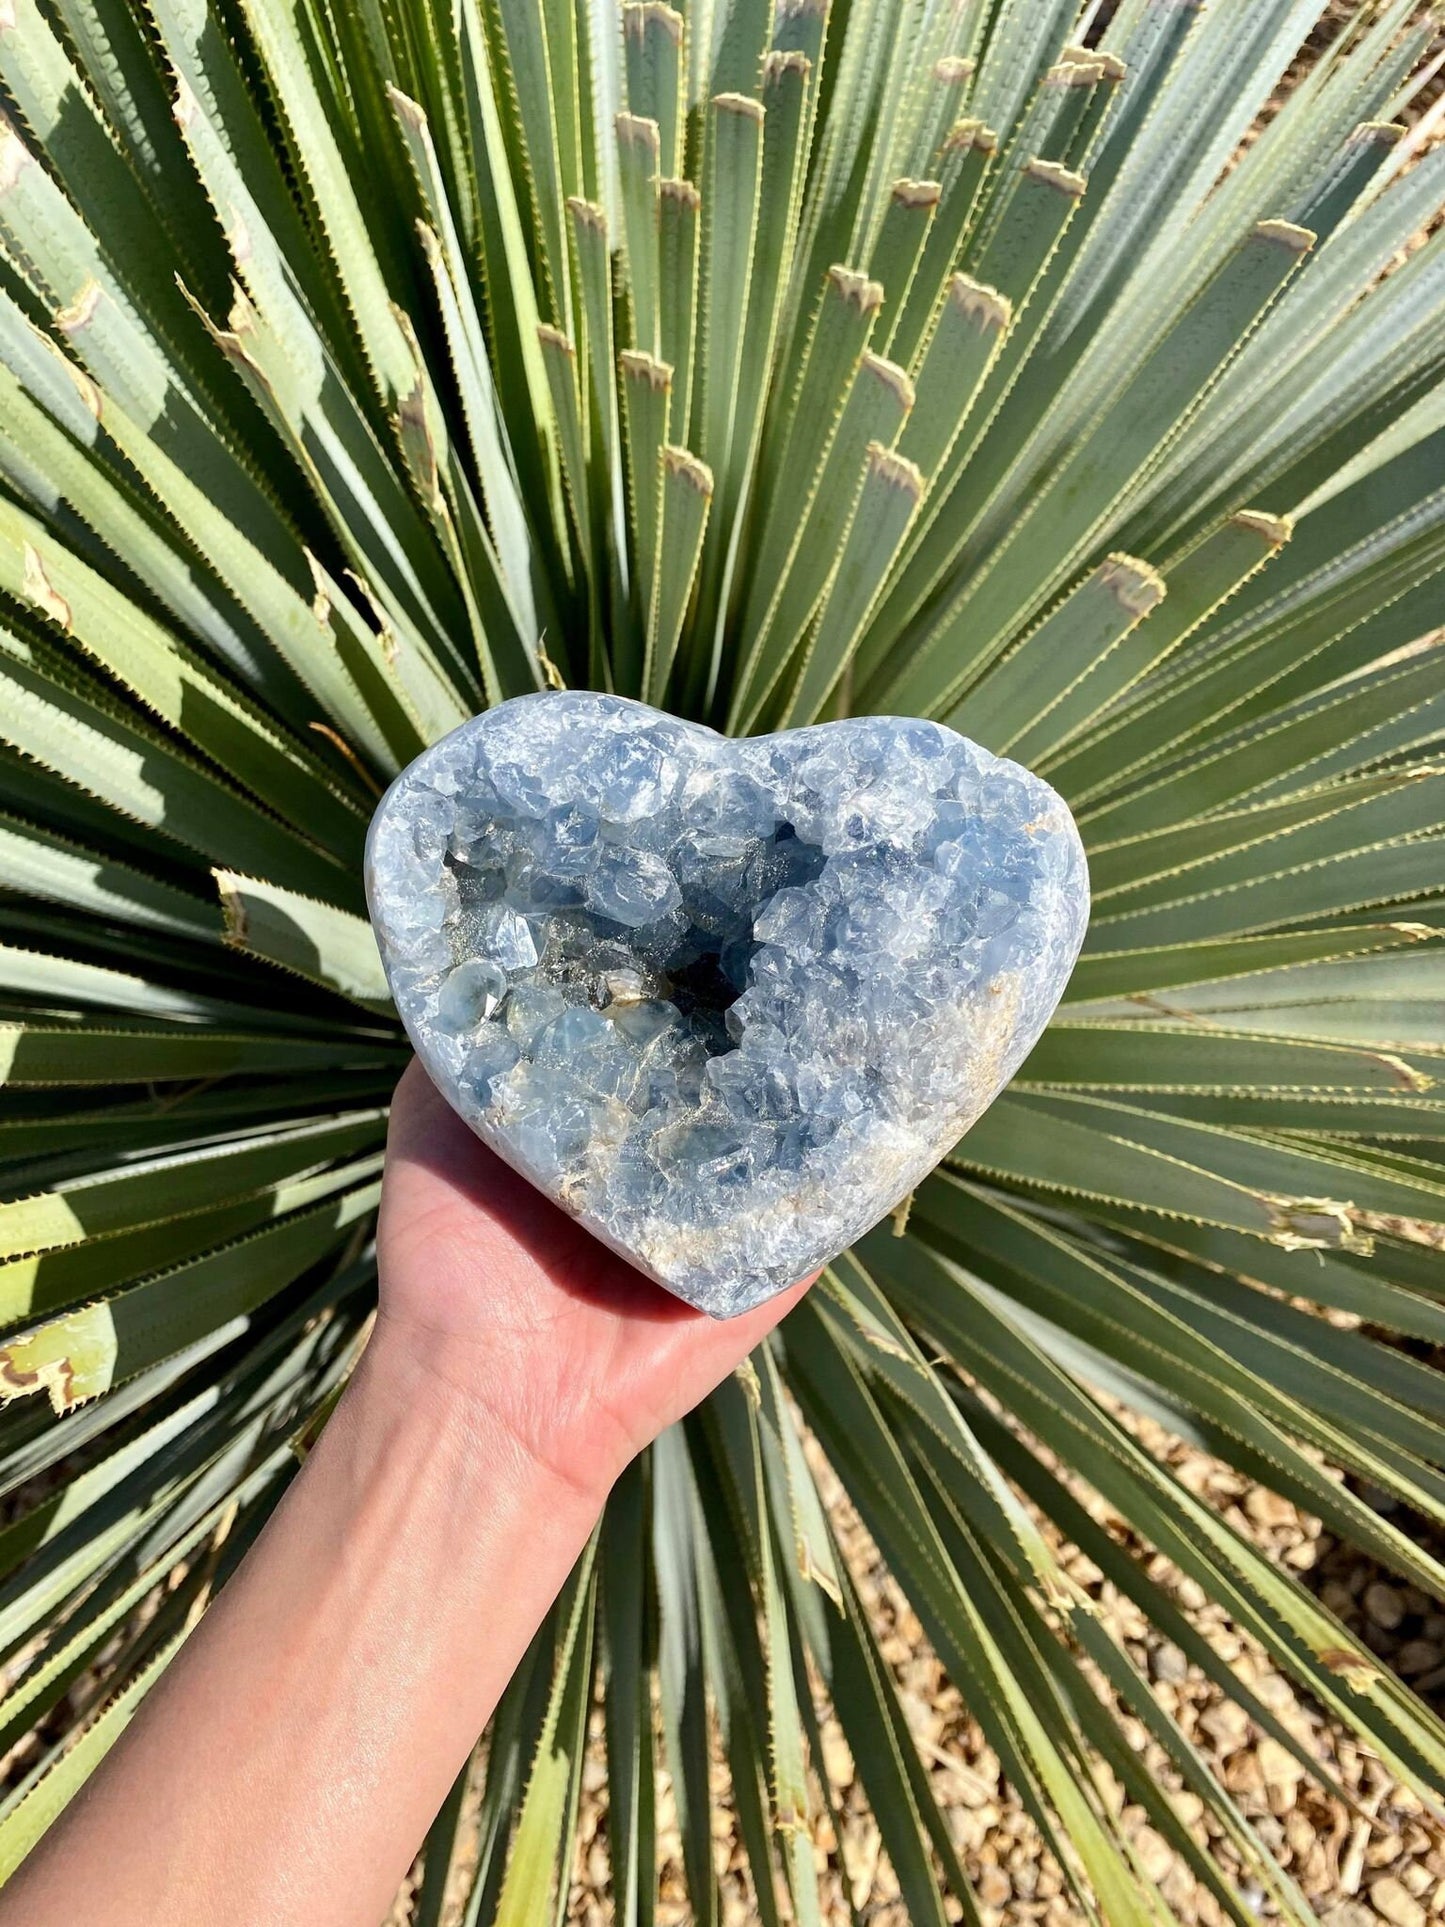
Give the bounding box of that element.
[0,0,1443,1914]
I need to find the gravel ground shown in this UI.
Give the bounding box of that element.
[548,1414,1445,1927]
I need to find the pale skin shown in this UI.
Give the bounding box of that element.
[0,1060,812,1926]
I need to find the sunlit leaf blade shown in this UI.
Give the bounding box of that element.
[1,0,1444,1918]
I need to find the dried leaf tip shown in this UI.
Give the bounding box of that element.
[664,446,713,495]
[1377,1051,1435,1094]
[1232,508,1293,546]
[947,275,1011,333]
[660,177,701,210]
[1025,158,1087,198]
[1351,119,1406,146]
[1254,218,1314,253]
[943,118,993,154]
[304,549,332,627]
[891,178,942,209]
[827,265,885,313]
[0,128,37,199]
[537,323,576,356]
[215,870,248,946]
[567,196,608,235]
[616,111,662,156]
[1265,1194,1368,1254]
[859,352,915,411]
[1099,554,1166,617]
[933,55,975,83]
[1046,56,1104,87]
[775,0,829,22]
[866,443,924,499]
[620,349,673,392]
[535,635,567,690]
[22,542,72,631]
[60,355,102,423]
[713,91,765,122]
[762,50,811,83]
[0,1304,118,1416]
[1098,52,1127,81]
[387,84,426,131]
[172,75,200,131]
[622,2,683,43]
[56,279,102,335]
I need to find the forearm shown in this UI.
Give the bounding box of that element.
[1,1323,605,1927]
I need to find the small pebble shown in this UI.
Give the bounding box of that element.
[1369,1873,1427,1927]
[1198,1701,1251,1749]
[1363,1581,1406,1631]
[1396,1639,1441,1677]
[1244,1487,1297,1529]
[1256,1738,1306,1789]
[1149,1641,1190,1683]
[976,1865,1010,1908]
[1131,1825,1175,1884]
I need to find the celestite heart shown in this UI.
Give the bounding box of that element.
[365,693,1088,1316]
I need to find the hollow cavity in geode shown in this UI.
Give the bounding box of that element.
[365,693,1088,1317]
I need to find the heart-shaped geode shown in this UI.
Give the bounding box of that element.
[366,693,1088,1316]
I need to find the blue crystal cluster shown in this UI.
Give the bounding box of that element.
[366,693,1088,1316]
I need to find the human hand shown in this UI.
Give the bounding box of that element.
[374,1059,813,1507]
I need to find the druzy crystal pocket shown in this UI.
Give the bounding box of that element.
[366,693,1089,1317]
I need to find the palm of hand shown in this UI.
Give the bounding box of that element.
[377,1061,811,1497]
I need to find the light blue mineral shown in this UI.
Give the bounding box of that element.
[366,692,1089,1317]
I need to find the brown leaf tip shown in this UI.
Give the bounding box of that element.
[56,279,102,335]
[622,2,683,43]
[1025,158,1087,198]
[664,446,713,495]
[943,118,993,154]
[1255,218,1314,254]
[616,111,662,156]
[620,349,673,392]
[1046,57,1104,88]
[762,50,811,84]
[172,75,200,130]
[947,274,1011,333]
[660,176,701,210]
[828,265,885,313]
[859,352,915,411]
[62,357,103,423]
[933,56,975,84]
[0,120,31,194]
[713,90,766,122]
[22,543,72,630]
[1352,119,1405,146]
[1232,508,1293,547]
[1099,554,1166,617]
[891,177,942,209]
[567,196,608,235]
[537,323,576,357]
[387,84,425,131]
[1318,1647,1383,1689]
[866,443,924,500]
[216,871,248,945]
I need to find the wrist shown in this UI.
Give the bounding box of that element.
[341,1310,620,1523]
